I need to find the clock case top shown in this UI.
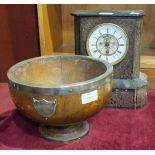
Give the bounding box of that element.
[71,10,145,17]
[71,10,145,79]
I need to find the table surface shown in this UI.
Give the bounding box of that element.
[0,83,155,150]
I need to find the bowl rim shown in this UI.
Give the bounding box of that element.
[7,55,113,95]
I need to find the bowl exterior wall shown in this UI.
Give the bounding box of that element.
[9,81,112,126]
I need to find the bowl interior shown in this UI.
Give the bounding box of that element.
[9,56,107,86]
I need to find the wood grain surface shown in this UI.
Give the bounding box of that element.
[10,86,111,125]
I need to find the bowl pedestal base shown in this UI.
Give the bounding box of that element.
[39,121,89,143]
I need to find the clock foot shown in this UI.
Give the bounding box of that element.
[106,72,148,109]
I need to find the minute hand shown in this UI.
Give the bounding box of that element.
[105,34,111,42]
[104,35,111,53]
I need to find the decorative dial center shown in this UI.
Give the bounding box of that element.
[96,34,119,56]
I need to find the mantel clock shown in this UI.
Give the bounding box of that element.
[71,10,148,108]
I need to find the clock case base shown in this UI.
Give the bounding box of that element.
[106,72,148,108]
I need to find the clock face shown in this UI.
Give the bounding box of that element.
[86,23,129,65]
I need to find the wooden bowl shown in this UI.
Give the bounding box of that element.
[7,55,113,143]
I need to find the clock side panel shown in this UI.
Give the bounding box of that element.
[77,16,140,79]
[133,17,143,78]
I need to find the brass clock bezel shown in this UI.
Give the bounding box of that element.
[86,23,129,65]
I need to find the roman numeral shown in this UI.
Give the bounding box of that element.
[99,31,103,36]
[113,30,116,35]
[118,36,122,40]
[107,28,109,34]
[117,51,122,54]
[99,54,102,58]
[91,44,96,46]
[119,44,124,46]
[93,49,99,53]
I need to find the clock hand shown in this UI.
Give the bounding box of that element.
[104,36,111,55]
[105,33,111,42]
[104,44,110,55]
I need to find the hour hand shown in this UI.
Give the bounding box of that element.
[104,44,110,55]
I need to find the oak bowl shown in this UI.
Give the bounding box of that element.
[7,55,113,143]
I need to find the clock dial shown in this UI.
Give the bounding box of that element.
[86,23,128,65]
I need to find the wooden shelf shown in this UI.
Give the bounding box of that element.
[140,56,155,69]
[37,4,155,56]
[37,4,155,88]
[55,44,74,53]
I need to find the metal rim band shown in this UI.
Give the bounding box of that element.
[7,55,113,96]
